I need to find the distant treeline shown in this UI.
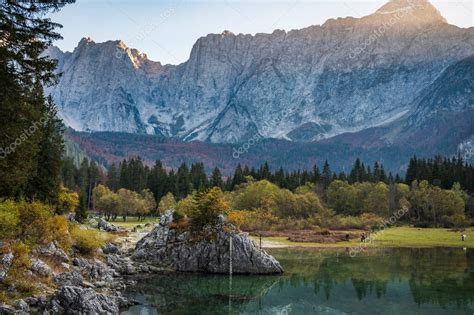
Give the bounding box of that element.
[61,155,473,208]
[405,155,473,192]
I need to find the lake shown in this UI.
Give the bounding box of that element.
[122,247,474,314]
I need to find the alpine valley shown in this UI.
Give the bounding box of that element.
[45,0,474,174]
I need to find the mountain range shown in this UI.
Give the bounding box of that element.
[45,0,474,172]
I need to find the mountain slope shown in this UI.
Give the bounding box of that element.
[45,0,474,147]
[325,54,474,156]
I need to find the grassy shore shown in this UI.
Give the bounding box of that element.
[253,227,474,249]
[108,217,159,229]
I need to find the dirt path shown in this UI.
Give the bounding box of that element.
[249,236,291,248]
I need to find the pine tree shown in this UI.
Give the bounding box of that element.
[322,160,332,189]
[61,157,77,190]
[312,164,321,183]
[210,167,224,189]
[107,163,119,191]
[119,160,129,190]
[0,2,70,200]
[258,162,271,180]
[147,160,168,202]
[75,193,88,223]
[190,162,207,191]
[27,95,64,203]
[231,164,245,189]
[176,163,191,198]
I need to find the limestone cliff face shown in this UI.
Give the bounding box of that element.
[45,0,474,144]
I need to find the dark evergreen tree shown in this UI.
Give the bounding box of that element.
[61,157,77,190]
[322,160,332,189]
[107,163,119,191]
[75,193,88,223]
[147,160,168,202]
[0,2,71,200]
[258,162,271,180]
[176,163,191,198]
[119,160,129,189]
[312,164,321,183]
[210,167,224,189]
[27,95,64,203]
[231,164,245,189]
[190,162,207,191]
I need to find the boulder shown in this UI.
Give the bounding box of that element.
[102,242,120,255]
[54,271,85,287]
[48,286,119,314]
[0,252,13,282]
[88,218,98,227]
[14,300,29,313]
[106,255,136,275]
[72,257,116,281]
[98,218,119,232]
[0,304,16,314]
[25,296,48,309]
[67,213,78,223]
[37,242,69,263]
[133,210,283,274]
[30,258,52,277]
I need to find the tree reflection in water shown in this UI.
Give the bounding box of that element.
[123,248,474,315]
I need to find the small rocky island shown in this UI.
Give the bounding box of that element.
[133,210,283,274]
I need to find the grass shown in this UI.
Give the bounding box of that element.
[108,216,159,229]
[254,227,474,249]
[372,227,474,248]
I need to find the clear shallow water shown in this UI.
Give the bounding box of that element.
[122,248,474,314]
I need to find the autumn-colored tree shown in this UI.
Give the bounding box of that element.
[189,187,229,230]
[158,192,177,214]
[57,186,79,214]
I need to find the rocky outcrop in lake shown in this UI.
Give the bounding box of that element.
[133,211,283,274]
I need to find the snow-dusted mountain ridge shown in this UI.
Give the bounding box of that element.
[44,0,474,144]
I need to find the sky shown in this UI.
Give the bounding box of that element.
[50,0,474,65]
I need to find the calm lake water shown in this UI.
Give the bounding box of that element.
[122,247,474,314]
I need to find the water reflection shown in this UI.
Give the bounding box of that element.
[123,248,474,314]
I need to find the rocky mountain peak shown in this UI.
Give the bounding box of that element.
[372,0,447,25]
[77,36,95,47]
[45,0,473,146]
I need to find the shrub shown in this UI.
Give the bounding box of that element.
[45,215,72,251]
[170,217,190,231]
[14,278,38,295]
[172,210,185,222]
[238,209,279,232]
[8,241,31,278]
[70,225,105,256]
[17,201,53,244]
[329,215,385,230]
[189,187,229,230]
[441,214,469,228]
[57,187,79,214]
[0,200,20,239]
[227,211,246,229]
